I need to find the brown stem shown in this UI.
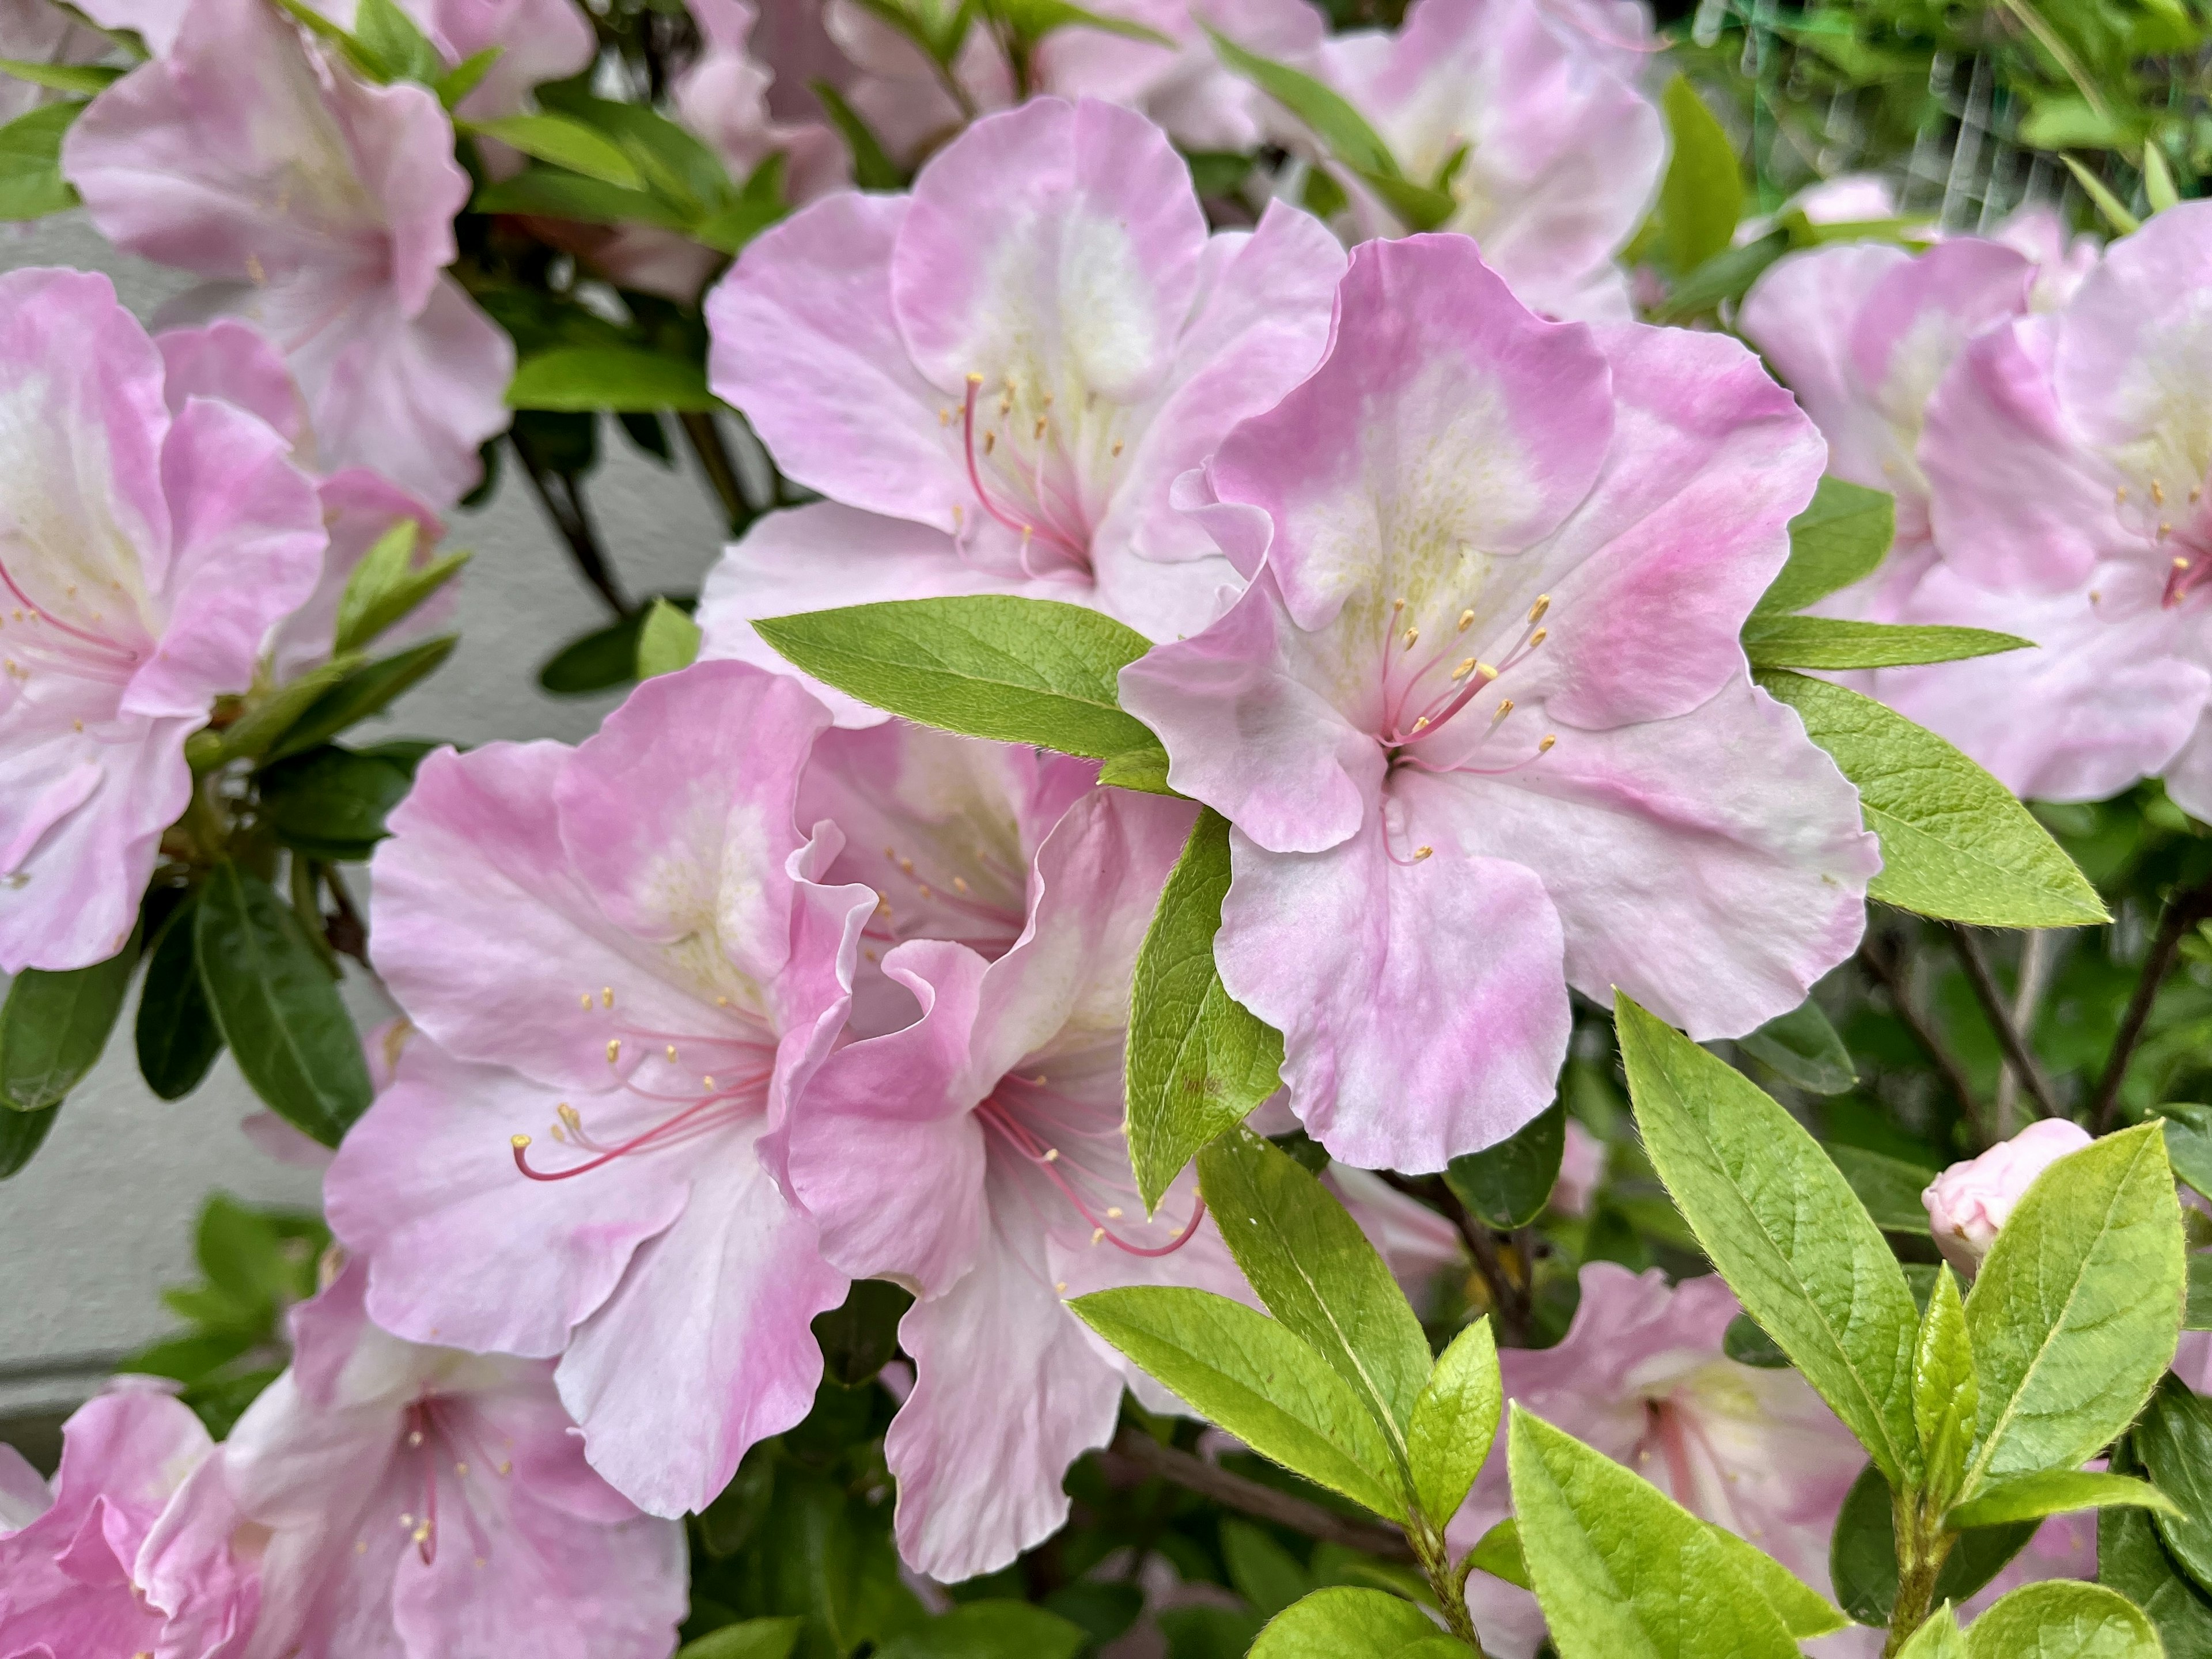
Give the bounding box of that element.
[2093,872,2212,1131]
[677,411,753,537]
[321,864,369,968]
[1858,935,1989,1147]
[1948,926,2061,1122]
[1104,1427,1414,1562]
[510,437,628,618]
[1378,1172,1530,1344]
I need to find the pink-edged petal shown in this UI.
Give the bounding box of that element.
[892,97,1206,406]
[707,194,965,532]
[2051,200,2212,460]
[418,0,599,121]
[1217,812,1570,1171]
[155,317,308,446]
[1738,243,1911,490]
[555,1126,849,1517]
[2162,710,2212,824]
[1444,678,1876,1039]
[325,1037,689,1361]
[268,467,446,682]
[884,1207,1126,1582]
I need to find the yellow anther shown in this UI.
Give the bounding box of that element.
[1033,416,1048,440]
[454,1461,468,1476]
[1402,626,1419,650]
[497,1460,512,1476]
[2154,480,2166,504]
[665,1044,678,1062]
[1392,597,1406,615]
[1538,733,1556,753]
[953,876,969,893]
[1107,1207,1124,1219]
[2161,522,2173,538]
[607,1039,622,1063]
[1414,845,1434,861]
[558,1103,581,1132]
[1452,657,1476,680]
[983,431,997,455]
[918,884,933,899]
[1091,1228,1105,1245]
[966,372,983,387]
[601,987,613,1008]
[1055,1281,1069,1294]
[1528,628,1548,648]
[1457,608,1475,631]
[703,1075,716,1088]
[1111,439,1124,457]
[899,857,915,875]
[939,407,954,426]
[2178,556,2192,570]
[2118,485,2130,502]
[715,995,730,1006]
[1411,717,1429,732]
[579,993,591,1009]
[511,1134,531,1149]
[1528,594,1551,624]
[1043,1148,1060,1162]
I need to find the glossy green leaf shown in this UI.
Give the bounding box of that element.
[1824,1142,1938,1235]
[1617,995,1922,1486]
[1444,1101,1565,1229]
[2157,1103,2212,1199]
[1758,670,2109,927]
[465,113,643,188]
[2132,1375,2212,1594]
[0,935,137,1111]
[257,746,415,862]
[1963,1580,2160,1658]
[1705,1522,1848,1639]
[1247,1588,1450,1658]
[1741,616,2033,671]
[136,896,222,1101]
[1508,1408,1800,1659]
[1737,997,1857,1094]
[506,346,717,412]
[2100,1441,2212,1655]
[0,100,82,219]
[1963,1122,2183,1491]
[1915,1267,1978,1508]
[332,518,468,656]
[675,1618,805,1659]
[194,863,372,1147]
[1408,1318,1500,1527]
[1221,1520,1312,1619]
[875,1601,1086,1659]
[755,597,1157,759]
[1465,1518,1529,1588]
[1828,1462,2033,1626]
[635,597,703,680]
[263,637,457,763]
[0,1103,56,1177]
[1752,478,1895,617]
[0,59,123,94]
[1198,1127,1432,1452]
[1068,1286,1407,1518]
[1946,1471,2179,1532]
[1897,1605,1968,1659]
[1658,77,1742,273]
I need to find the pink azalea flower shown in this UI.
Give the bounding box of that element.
[1552,1116,1606,1218]
[0,268,325,974]
[1449,1264,1869,1659]
[1919,200,2212,820]
[324,661,874,1517]
[311,0,597,118]
[1921,1118,2093,1277]
[699,96,1345,692]
[784,786,1255,1581]
[210,1263,686,1659]
[0,1383,259,1658]
[680,0,848,204]
[1306,0,1664,320]
[1120,235,1876,1170]
[70,0,180,54]
[65,0,515,509]
[0,0,105,125]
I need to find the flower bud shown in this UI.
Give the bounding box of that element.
[1922,1119,2093,1275]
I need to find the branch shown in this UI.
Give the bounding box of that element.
[510,436,629,618]
[1949,926,2061,1122]
[1103,1427,1414,1562]
[1858,934,1988,1146]
[2093,872,2212,1131]
[677,411,755,538]
[1378,1171,1529,1345]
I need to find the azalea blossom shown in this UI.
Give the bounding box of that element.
[65,0,514,507]
[207,1263,686,1659]
[1921,1118,2093,1276]
[1450,1263,1869,1659]
[1120,234,1876,1170]
[784,785,1254,1581]
[1918,199,2212,821]
[0,0,105,124]
[324,661,875,1516]
[0,267,325,974]
[1305,0,1664,320]
[699,96,1344,697]
[309,0,596,119]
[0,1383,259,1657]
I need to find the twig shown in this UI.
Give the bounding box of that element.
[677,411,754,537]
[1104,1428,1414,1562]
[1858,934,1988,1146]
[1949,926,2061,1122]
[2093,873,2212,1131]
[1378,1172,1530,1344]
[510,436,629,618]
[1995,930,2058,1137]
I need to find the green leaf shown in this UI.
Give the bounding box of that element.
[755,597,1158,760]
[1741,617,2033,671]
[1068,1286,1407,1518]
[472,166,693,231]
[675,1618,806,1659]
[1825,1142,1938,1236]
[1915,1266,1978,1508]
[1828,1462,2034,1626]
[1736,997,1856,1094]
[1963,1121,2183,1492]
[1757,670,2109,928]
[875,1601,1086,1659]
[136,895,223,1101]
[2157,1103,2212,1199]
[1946,1471,2179,1532]
[989,0,1175,50]
[1221,1520,1313,1619]
[354,0,443,81]
[1350,166,1458,233]
[0,100,84,220]
[1203,27,1399,180]
[0,59,123,94]
[636,597,703,680]
[539,608,657,695]
[0,1104,56,1179]
[2143,143,2182,214]
[0,934,137,1112]
[194,862,372,1147]
[1963,1581,2161,1658]
[2131,1375,2212,1594]
[1705,1522,1848,1639]
[464,113,645,188]
[1616,995,1922,1486]
[506,346,717,413]
[2190,1253,2212,1330]
[1507,1407,1801,1659]
[1247,1588,1449,1658]
[1465,1518,1529,1588]
[1899,1605,1967,1658]
[1657,77,1743,274]
[1444,1101,1565,1229]
[2062,156,2142,236]
[263,637,457,763]
[1126,809,1284,1211]
[1407,1318,1500,1527]
[257,745,415,861]
[1099,741,1176,795]
[2101,1442,2212,1655]
[331,519,468,656]
[1753,478,1896,617]
[810,79,904,190]
[1722,1313,1790,1368]
[435,46,502,108]
[1198,1127,1432,1457]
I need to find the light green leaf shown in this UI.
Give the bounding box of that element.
[1067,1286,1407,1519]
[1350,165,1458,232]
[1407,1319,1500,1527]
[0,935,138,1112]
[2062,156,2142,236]
[465,113,644,188]
[1658,77,1742,274]
[1897,1604,1968,1659]
[1752,477,1895,617]
[675,1617,805,1659]
[1126,809,1283,1211]
[989,0,1175,50]
[354,0,443,81]
[2143,143,2182,214]
[1757,669,2109,928]
[1507,1408,1800,1659]
[1248,1588,1449,1658]
[261,637,458,764]
[1825,1142,1938,1235]
[1741,616,2033,671]
[0,58,123,94]
[506,346,717,412]
[0,100,83,220]
[874,1601,1086,1659]
[1705,1522,1848,1639]
[1963,1122,2184,1492]
[332,519,469,656]
[1963,1580,2161,1658]
[1946,1471,2179,1532]
[435,46,501,108]
[2131,1375,2212,1595]
[1465,1518,1529,1589]
[1737,997,1856,1094]
[1198,1127,1432,1457]
[756,597,1157,759]
[1204,27,1398,180]
[2101,1440,2212,1654]
[1616,995,1922,1486]
[1444,1101,1565,1229]
[1915,1266,1978,1508]
[810,80,904,191]
[636,597,703,680]
[1099,741,1176,796]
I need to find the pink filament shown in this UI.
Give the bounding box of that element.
[977,1096,1206,1257]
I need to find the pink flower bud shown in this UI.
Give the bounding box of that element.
[1922,1119,2094,1275]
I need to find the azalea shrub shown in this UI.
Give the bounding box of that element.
[7,1,2212,1657]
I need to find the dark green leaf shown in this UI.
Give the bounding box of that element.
[472,166,694,231]
[257,745,415,861]
[539,609,654,694]
[506,346,717,412]
[1743,616,2033,671]
[1221,1520,1312,1619]
[1753,478,1896,618]
[2133,1375,2212,1596]
[1444,1101,1565,1229]
[876,1601,1085,1659]
[2102,1440,2212,1654]
[2158,1103,2212,1199]
[810,1278,912,1387]
[1737,997,1857,1094]
[1658,76,1743,273]
[0,100,83,221]
[1351,166,1458,232]
[263,637,457,763]
[136,894,222,1101]
[0,934,137,1112]
[331,517,467,656]
[1824,1142,1937,1235]
[1829,1461,2034,1626]
[675,1618,806,1659]
[1185,149,1254,197]
[1915,1266,1977,1508]
[1724,1313,1791,1368]
[2188,1254,2212,1330]
[0,1104,56,1179]
[1653,230,1789,323]
[1204,27,1399,179]
[810,80,904,190]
